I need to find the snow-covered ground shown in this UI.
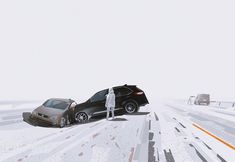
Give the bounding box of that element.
[0,102,150,162]
[1,100,235,162]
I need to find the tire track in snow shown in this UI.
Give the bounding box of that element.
[43,121,113,162]
[0,120,107,162]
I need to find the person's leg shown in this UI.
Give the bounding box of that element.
[111,107,114,119]
[106,107,110,120]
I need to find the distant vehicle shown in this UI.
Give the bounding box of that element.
[74,85,149,123]
[194,94,210,105]
[30,98,77,128]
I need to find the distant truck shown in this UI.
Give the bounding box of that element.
[194,94,210,106]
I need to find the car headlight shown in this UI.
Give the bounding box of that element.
[32,110,37,116]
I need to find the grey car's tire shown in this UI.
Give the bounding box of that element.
[124,101,138,114]
[75,112,88,123]
[59,117,66,128]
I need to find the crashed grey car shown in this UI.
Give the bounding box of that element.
[30,98,77,128]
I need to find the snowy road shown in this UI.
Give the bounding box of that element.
[150,101,235,162]
[1,101,235,162]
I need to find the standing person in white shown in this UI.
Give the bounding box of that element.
[105,88,115,120]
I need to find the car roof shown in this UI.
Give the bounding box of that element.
[48,98,75,103]
[113,84,136,89]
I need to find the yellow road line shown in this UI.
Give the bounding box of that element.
[192,123,235,151]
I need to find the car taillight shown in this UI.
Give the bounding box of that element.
[135,92,144,95]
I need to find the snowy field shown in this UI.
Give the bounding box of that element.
[0,101,235,162]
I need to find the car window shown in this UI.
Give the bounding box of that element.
[114,87,132,97]
[90,89,108,102]
[43,100,70,110]
[197,94,209,100]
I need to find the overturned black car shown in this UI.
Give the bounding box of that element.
[74,84,149,122]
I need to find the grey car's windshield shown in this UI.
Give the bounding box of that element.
[198,94,209,99]
[43,100,69,110]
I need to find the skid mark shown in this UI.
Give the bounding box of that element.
[154,112,159,121]
[156,148,160,161]
[115,142,120,149]
[217,154,227,162]
[92,133,100,139]
[179,122,186,128]
[148,141,156,162]
[164,149,175,162]
[149,132,154,140]
[136,128,139,137]
[189,144,207,162]
[175,127,180,133]
[65,136,71,139]
[36,133,57,141]
[202,142,212,150]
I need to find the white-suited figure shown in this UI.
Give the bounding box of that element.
[105,88,115,120]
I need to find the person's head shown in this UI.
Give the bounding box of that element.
[109,88,114,94]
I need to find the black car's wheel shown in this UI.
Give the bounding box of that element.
[124,101,138,114]
[75,112,88,123]
[59,117,66,128]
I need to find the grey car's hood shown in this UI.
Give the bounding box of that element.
[34,105,64,117]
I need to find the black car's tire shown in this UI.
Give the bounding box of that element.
[59,117,66,128]
[124,101,138,114]
[75,112,88,123]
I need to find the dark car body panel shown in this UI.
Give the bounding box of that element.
[75,85,149,118]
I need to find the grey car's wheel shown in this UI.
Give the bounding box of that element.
[75,112,88,123]
[124,102,137,114]
[60,117,66,128]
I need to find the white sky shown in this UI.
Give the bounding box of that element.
[0,0,235,102]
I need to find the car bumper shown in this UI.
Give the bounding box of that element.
[30,114,58,126]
